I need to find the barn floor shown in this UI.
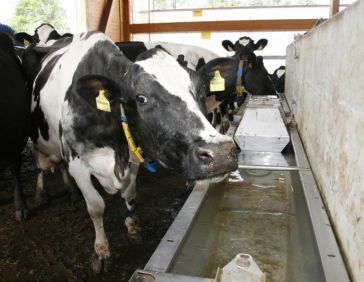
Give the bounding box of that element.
[0,142,191,281]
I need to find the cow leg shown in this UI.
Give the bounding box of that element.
[33,149,49,205]
[68,160,110,274]
[219,101,230,134]
[11,155,29,221]
[61,166,81,202]
[35,170,48,205]
[122,162,141,242]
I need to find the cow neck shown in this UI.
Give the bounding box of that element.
[119,104,157,173]
[235,59,249,96]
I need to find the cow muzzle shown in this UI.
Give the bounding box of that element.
[185,139,238,180]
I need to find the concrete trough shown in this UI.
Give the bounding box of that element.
[129,95,349,282]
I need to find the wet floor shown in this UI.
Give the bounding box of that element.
[170,167,324,282]
[0,143,191,281]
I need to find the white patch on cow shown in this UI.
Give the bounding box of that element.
[277,69,285,78]
[82,147,130,195]
[32,32,115,159]
[135,50,232,144]
[239,38,250,46]
[143,41,219,70]
[36,24,55,45]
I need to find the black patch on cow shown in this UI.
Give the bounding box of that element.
[30,54,63,142]
[115,41,147,62]
[196,57,206,71]
[177,54,188,67]
[0,32,30,162]
[61,41,131,172]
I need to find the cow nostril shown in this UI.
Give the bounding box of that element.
[196,150,213,163]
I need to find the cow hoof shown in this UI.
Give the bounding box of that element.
[127,231,143,244]
[91,253,112,274]
[14,209,29,221]
[35,191,48,206]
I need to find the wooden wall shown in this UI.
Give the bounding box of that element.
[85,0,124,42]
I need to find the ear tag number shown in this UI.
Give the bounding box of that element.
[210,70,225,92]
[96,89,111,112]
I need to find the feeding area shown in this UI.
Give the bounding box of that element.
[0,0,363,281]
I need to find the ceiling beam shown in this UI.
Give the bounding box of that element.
[129,19,321,34]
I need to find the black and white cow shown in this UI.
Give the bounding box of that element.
[23,31,237,272]
[117,39,276,130]
[270,65,285,93]
[0,32,31,220]
[15,23,72,47]
[117,41,220,71]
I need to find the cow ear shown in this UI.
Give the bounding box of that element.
[254,39,268,51]
[222,40,235,52]
[14,32,33,47]
[76,75,121,107]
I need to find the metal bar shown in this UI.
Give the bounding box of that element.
[238,164,310,171]
[290,127,350,282]
[144,182,211,273]
[130,270,213,282]
[129,19,319,34]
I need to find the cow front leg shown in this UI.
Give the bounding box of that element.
[11,155,29,221]
[68,161,111,274]
[122,162,141,242]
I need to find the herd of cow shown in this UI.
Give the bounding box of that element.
[0,23,285,273]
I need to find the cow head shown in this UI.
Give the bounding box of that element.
[222,36,268,61]
[121,49,237,181]
[269,65,285,93]
[14,23,72,47]
[244,56,277,96]
[198,55,276,108]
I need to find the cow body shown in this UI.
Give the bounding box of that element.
[24,31,237,272]
[117,40,220,71]
[270,65,285,93]
[0,32,30,220]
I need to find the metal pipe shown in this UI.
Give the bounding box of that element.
[238,164,310,171]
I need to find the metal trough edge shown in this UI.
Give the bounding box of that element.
[144,181,212,273]
[290,127,350,282]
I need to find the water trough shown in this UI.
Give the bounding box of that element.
[130,95,349,282]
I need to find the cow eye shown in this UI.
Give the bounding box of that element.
[136,95,147,104]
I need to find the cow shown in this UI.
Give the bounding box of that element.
[22,31,238,272]
[116,40,275,129]
[116,41,219,71]
[0,32,31,220]
[270,65,285,93]
[17,24,78,204]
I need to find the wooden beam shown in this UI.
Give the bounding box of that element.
[99,0,114,32]
[122,0,130,41]
[129,19,320,34]
[330,0,340,17]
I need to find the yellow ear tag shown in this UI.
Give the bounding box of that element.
[210,70,225,92]
[96,89,111,112]
[23,39,30,47]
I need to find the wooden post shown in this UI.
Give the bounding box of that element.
[99,0,114,32]
[330,0,340,17]
[121,0,130,41]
